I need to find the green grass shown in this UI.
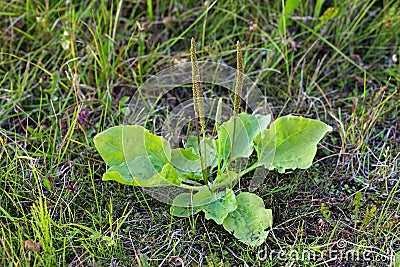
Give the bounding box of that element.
[0,0,399,266]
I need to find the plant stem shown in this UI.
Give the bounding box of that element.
[215,98,223,177]
[239,163,258,177]
[191,38,208,183]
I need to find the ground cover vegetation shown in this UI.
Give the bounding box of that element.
[0,0,399,266]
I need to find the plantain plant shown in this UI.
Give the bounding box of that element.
[93,39,332,246]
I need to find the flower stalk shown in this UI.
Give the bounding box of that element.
[229,41,244,166]
[234,41,244,116]
[191,38,208,183]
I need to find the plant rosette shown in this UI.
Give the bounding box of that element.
[94,112,332,246]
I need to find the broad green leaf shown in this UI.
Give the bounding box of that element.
[200,189,237,225]
[103,161,180,187]
[222,192,272,246]
[211,171,238,190]
[217,113,271,162]
[103,161,135,185]
[103,170,134,185]
[171,192,193,207]
[134,163,180,187]
[170,189,238,223]
[180,172,203,182]
[255,115,332,173]
[103,155,160,184]
[170,205,201,218]
[193,186,222,206]
[171,186,220,207]
[186,136,218,168]
[94,125,171,167]
[127,155,160,179]
[93,126,125,166]
[170,147,201,173]
[169,187,211,217]
[94,125,178,187]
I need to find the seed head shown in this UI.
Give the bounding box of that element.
[191,38,205,129]
[234,41,244,115]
